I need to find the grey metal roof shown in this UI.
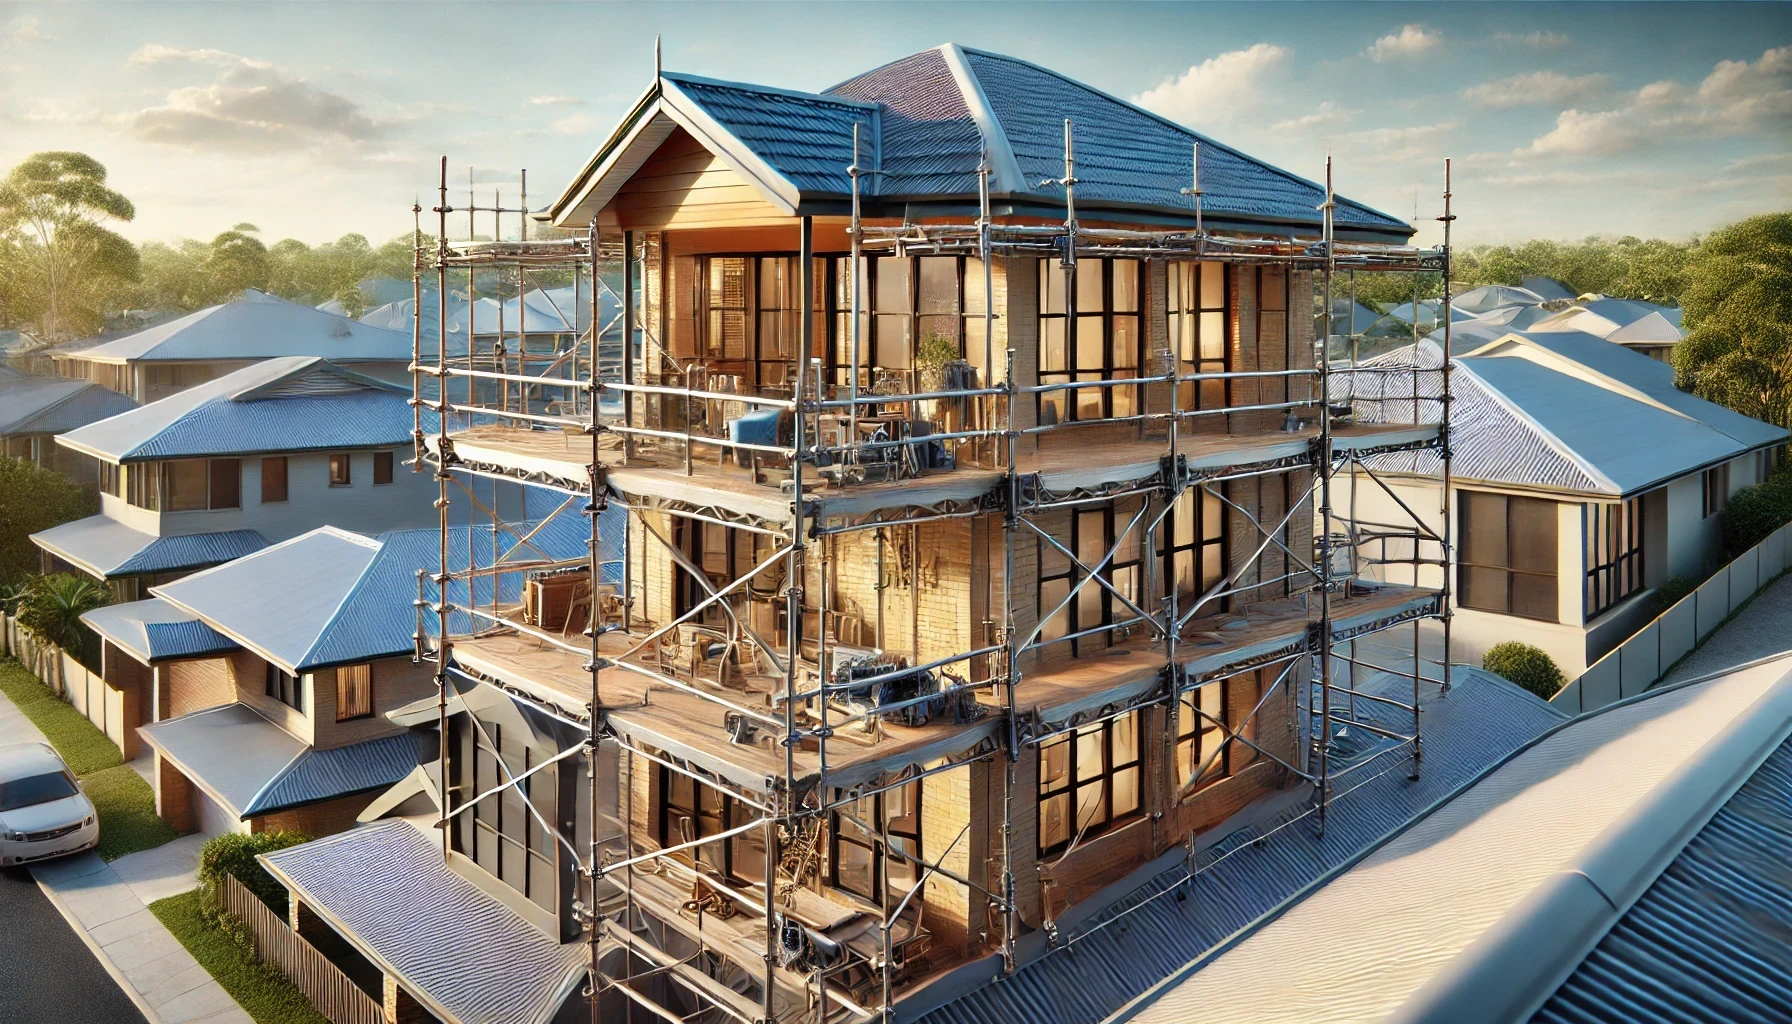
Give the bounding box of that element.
[916,667,1565,1024]
[137,703,429,818]
[138,703,306,816]
[68,289,411,365]
[56,356,415,463]
[1522,276,1577,302]
[260,819,589,1024]
[0,374,136,436]
[1112,656,1792,1024]
[1532,733,1792,1024]
[551,45,1410,240]
[81,598,240,665]
[31,514,269,579]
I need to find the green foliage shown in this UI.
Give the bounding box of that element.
[1483,641,1566,700]
[136,230,427,316]
[85,764,181,860]
[0,152,140,340]
[150,889,331,1024]
[199,830,313,922]
[1454,235,1694,303]
[916,333,960,367]
[1719,460,1792,557]
[1650,574,1701,617]
[15,572,110,669]
[1673,213,1792,428]
[0,456,96,588]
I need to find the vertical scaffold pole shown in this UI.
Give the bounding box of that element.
[1315,157,1337,834]
[433,156,453,863]
[586,215,604,1024]
[1438,160,1456,697]
[849,122,863,458]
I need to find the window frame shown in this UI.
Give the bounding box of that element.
[1458,491,1559,623]
[1584,497,1645,620]
[265,663,303,713]
[1036,710,1143,858]
[1173,674,1261,794]
[1160,485,1228,615]
[1702,464,1729,518]
[658,763,764,886]
[828,779,922,906]
[373,451,394,486]
[160,457,240,511]
[1037,257,1144,424]
[1038,502,1144,656]
[1168,261,1232,412]
[334,663,373,721]
[453,718,562,915]
[328,453,352,487]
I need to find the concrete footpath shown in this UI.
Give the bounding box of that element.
[0,688,251,1024]
[1662,570,1792,685]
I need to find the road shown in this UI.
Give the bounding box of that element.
[0,866,148,1024]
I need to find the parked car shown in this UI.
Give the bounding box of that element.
[0,742,98,867]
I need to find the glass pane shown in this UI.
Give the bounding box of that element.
[733,827,766,884]
[874,315,911,368]
[1041,318,1067,372]
[1167,263,1185,312]
[1112,713,1138,766]
[875,257,910,312]
[529,852,557,912]
[963,258,986,314]
[1200,262,1225,310]
[1113,520,1141,566]
[1512,572,1557,621]
[1509,498,1558,573]
[1203,491,1224,541]
[1112,317,1139,369]
[209,459,239,510]
[1112,565,1137,605]
[836,841,875,897]
[1201,539,1224,590]
[1042,578,1071,640]
[1040,738,1070,790]
[1461,492,1509,567]
[1040,262,1066,315]
[1077,580,1103,634]
[1110,766,1140,819]
[1041,530,1071,576]
[1076,316,1105,370]
[1462,566,1508,613]
[1199,312,1227,360]
[918,314,959,353]
[1075,779,1106,833]
[1111,260,1139,312]
[1040,386,1066,427]
[963,319,988,378]
[1076,258,1105,312]
[1078,511,1106,566]
[918,257,958,314]
[1198,682,1222,723]
[1175,550,1195,598]
[1040,792,1070,851]
[1076,373,1103,420]
[1075,726,1105,781]
[165,460,207,511]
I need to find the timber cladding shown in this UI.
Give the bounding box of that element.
[165,656,234,719]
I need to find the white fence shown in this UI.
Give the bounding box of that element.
[1553,521,1792,714]
[0,614,132,755]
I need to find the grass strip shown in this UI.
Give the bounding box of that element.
[149,890,328,1024]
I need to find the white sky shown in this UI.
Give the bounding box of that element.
[2,1,1787,249]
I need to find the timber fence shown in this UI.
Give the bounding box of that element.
[218,872,384,1024]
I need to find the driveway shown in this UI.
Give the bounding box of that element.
[0,866,150,1024]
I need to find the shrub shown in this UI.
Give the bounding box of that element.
[198,830,312,924]
[14,572,111,671]
[1650,574,1700,617]
[1483,641,1566,700]
[1719,482,1792,559]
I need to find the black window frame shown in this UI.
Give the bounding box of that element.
[1702,464,1729,518]
[658,763,765,886]
[1173,673,1261,794]
[1160,484,1229,614]
[453,718,563,916]
[1037,710,1143,858]
[1168,261,1232,412]
[1038,502,1144,656]
[828,779,921,907]
[1585,497,1645,619]
[1037,257,1144,425]
[264,663,303,713]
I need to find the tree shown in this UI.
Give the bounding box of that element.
[0,456,97,588]
[16,573,111,668]
[0,152,140,341]
[202,229,272,299]
[1673,213,1792,428]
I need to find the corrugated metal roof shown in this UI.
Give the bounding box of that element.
[32,515,269,579]
[1532,735,1792,1024]
[138,703,306,815]
[1114,657,1792,1024]
[70,289,412,365]
[81,598,240,664]
[244,732,434,816]
[261,819,589,1024]
[57,356,416,463]
[917,668,1564,1024]
[0,375,136,436]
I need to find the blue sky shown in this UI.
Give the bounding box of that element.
[1,2,1786,248]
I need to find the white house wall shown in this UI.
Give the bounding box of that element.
[156,449,438,542]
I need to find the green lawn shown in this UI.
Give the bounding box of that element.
[149,890,329,1024]
[0,658,178,859]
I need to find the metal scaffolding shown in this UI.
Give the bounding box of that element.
[408,130,1456,1024]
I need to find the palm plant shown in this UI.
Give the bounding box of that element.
[16,573,111,666]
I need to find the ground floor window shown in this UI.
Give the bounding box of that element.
[453,717,561,915]
[1585,497,1644,619]
[829,780,920,905]
[1459,490,1559,622]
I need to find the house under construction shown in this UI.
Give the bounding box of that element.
[364,45,1456,1024]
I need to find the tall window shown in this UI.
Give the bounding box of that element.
[99,461,120,498]
[1257,267,1292,407]
[260,457,288,503]
[1702,464,1729,518]
[329,454,352,487]
[1039,502,1143,655]
[335,664,372,721]
[659,765,765,885]
[1460,491,1558,622]
[127,464,159,510]
[832,255,986,388]
[694,256,826,388]
[1585,498,1644,619]
[265,664,302,713]
[1168,262,1230,411]
[1161,487,1227,612]
[454,718,562,914]
[162,458,240,511]
[373,451,394,485]
[1174,673,1261,793]
[1038,258,1143,424]
[829,780,920,905]
[1038,710,1142,857]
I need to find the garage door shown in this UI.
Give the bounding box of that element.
[190,782,245,838]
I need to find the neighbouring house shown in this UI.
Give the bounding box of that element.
[1527,295,1685,363]
[1114,654,1792,1024]
[1337,328,1788,675]
[50,289,415,402]
[1520,275,1576,301]
[31,357,440,601]
[260,44,1461,1024]
[0,368,138,487]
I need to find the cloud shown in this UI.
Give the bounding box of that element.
[1272,101,1358,133]
[549,112,598,135]
[1491,30,1570,49]
[1364,25,1441,63]
[1513,45,1792,159]
[126,45,391,153]
[1336,121,1458,164]
[530,94,583,106]
[1132,44,1289,126]
[7,15,47,45]
[1463,71,1606,109]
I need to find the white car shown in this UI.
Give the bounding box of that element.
[0,742,98,867]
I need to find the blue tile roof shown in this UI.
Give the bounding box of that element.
[916,668,1565,1024]
[1531,734,1792,1024]
[664,72,874,198]
[112,528,270,577]
[82,598,241,664]
[261,820,589,1024]
[74,289,412,365]
[828,48,987,196]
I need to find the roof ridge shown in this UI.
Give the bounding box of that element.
[937,43,1027,195]
[1458,355,1623,494]
[299,531,393,670]
[663,69,878,110]
[242,743,315,817]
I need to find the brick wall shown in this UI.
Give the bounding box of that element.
[309,657,434,752]
[252,791,377,838]
[156,754,195,833]
[165,656,235,719]
[918,764,973,958]
[827,519,974,662]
